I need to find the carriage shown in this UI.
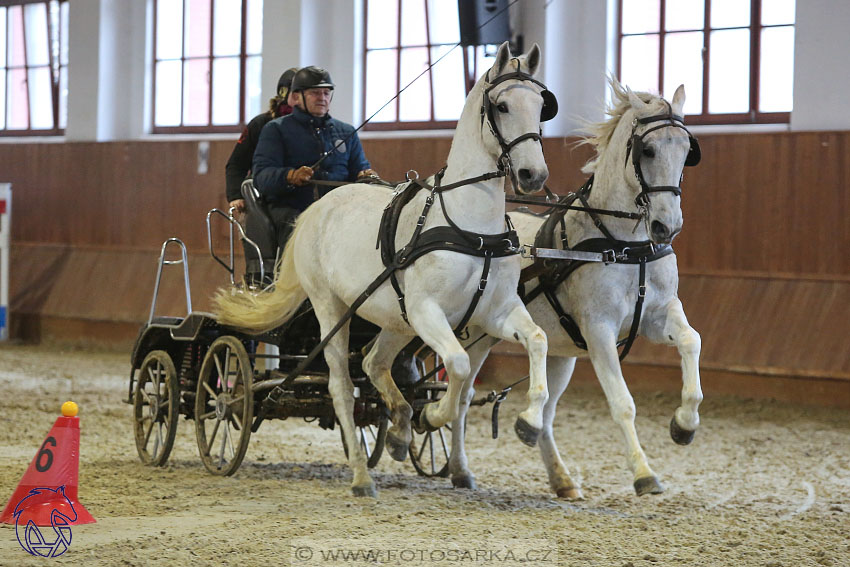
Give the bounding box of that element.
[125,204,476,479]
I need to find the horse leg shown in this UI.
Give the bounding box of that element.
[448,334,499,490]
[585,326,662,496]
[538,356,583,500]
[406,300,471,431]
[482,301,548,447]
[313,298,375,497]
[663,299,703,445]
[362,330,415,462]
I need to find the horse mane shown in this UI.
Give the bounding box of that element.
[578,76,670,174]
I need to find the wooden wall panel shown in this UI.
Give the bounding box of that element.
[0,132,848,394]
[672,132,850,277]
[1,141,234,251]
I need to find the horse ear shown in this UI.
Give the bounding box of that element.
[493,41,512,75]
[627,89,647,113]
[526,43,541,76]
[671,84,686,116]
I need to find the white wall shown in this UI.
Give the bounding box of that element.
[66,0,100,141]
[261,0,301,110]
[56,0,850,143]
[791,0,850,131]
[66,0,146,141]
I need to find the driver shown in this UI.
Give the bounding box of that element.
[252,66,376,252]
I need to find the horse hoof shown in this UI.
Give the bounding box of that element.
[556,487,584,500]
[451,475,477,490]
[514,416,540,447]
[634,476,664,496]
[417,407,439,433]
[352,483,377,498]
[386,431,409,462]
[670,416,696,445]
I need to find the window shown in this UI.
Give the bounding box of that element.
[0,0,68,136]
[363,0,500,130]
[152,0,263,134]
[618,0,795,125]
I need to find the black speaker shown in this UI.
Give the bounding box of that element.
[458,0,511,46]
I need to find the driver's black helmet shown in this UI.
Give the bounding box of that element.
[291,66,335,92]
[276,67,299,98]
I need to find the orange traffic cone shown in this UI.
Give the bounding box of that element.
[0,401,95,526]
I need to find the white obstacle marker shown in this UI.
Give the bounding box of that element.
[0,184,10,341]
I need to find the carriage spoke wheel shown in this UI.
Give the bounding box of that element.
[195,336,254,476]
[409,353,453,478]
[409,412,453,478]
[133,350,179,466]
[340,416,388,469]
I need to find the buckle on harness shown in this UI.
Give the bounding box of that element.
[639,284,647,298]
[519,244,535,258]
[476,236,484,250]
[504,238,520,254]
[602,249,617,264]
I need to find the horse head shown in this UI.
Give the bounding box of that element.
[473,41,553,195]
[603,81,697,244]
[583,77,700,244]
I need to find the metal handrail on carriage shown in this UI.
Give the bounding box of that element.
[206,206,269,287]
[148,238,193,325]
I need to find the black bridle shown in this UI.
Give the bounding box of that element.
[625,101,701,208]
[480,58,558,187]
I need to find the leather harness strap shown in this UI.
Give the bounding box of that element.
[517,176,674,361]
[378,169,519,337]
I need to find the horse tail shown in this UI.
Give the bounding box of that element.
[214,232,307,332]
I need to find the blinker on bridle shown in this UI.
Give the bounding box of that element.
[625,100,701,208]
[480,58,558,181]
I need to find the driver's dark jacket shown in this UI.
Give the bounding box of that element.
[252,107,370,212]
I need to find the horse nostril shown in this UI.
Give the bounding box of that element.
[651,220,670,239]
[518,169,532,182]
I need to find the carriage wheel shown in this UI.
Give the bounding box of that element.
[409,416,453,477]
[195,336,254,476]
[340,416,388,469]
[133,350,180,466]
[409,352,453,478]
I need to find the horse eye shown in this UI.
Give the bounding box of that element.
[497,102,509,113]
[642,146,656,158]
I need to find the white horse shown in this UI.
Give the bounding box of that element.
[449,78,704,497]
[216,42,553,497]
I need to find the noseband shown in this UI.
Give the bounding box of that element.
[480,59,558,179]
[625,101,701,208]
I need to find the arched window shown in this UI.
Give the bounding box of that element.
[152,0,263,134]
[618,0,795,125]
[0,0,68,136]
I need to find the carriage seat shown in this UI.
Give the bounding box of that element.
[240,178,278,283]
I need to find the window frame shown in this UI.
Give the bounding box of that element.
[151,0,259,135]
[617,0,793,125]
[0,0,67,137]
[361,0,490,132]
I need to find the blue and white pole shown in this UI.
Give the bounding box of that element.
[0,183,10,341]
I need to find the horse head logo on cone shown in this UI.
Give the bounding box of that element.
[13,486,77,557]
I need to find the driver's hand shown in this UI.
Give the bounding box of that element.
[229,199,246,214]
[357,169,378,179]
[287,166,314,186]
